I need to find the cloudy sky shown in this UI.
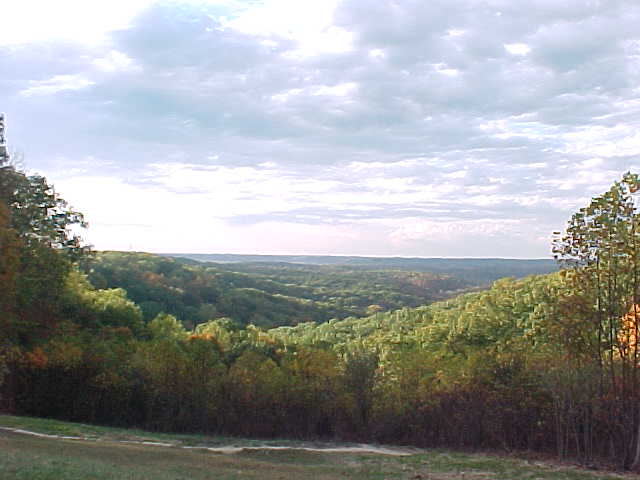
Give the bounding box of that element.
[1,0,639,257]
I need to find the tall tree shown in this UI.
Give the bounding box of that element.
[553,172,640,468]
[0,160,88,342]
[0,201,19,323]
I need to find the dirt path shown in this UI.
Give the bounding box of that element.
[0,426,414,456]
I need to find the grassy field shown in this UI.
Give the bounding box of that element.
[0,415,636,480]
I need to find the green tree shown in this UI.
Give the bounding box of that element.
[1,166,87,257]
[62,270,145,335]
[1,161,89,343]
[553,172,640,468]
[342,347,379,434]
[0,201,20,330]
[148,312,187,340]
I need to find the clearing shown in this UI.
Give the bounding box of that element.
[0,415,636,479]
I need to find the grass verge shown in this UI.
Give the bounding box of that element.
[0,415,636,480]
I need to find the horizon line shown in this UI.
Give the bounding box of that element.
[136,251,555,261]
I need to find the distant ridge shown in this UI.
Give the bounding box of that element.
[161,253,557,284]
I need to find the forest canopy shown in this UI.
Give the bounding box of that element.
[3,162,640,470]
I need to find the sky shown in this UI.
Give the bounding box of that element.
[1,0,639,258]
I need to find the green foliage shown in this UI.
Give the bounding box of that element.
[0,165,87,258]
[0,200,20,335]
[552,172,640,359]
[82,251,469,329]
[552,172,640,468]
[148,313,187,340]
[61,270,145,334]
[0,162,89,344]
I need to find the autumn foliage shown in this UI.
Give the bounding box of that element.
[4,163,640,470]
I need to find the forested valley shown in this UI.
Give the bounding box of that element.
[83,251,554,329]
[82,252,470,329]
[4,157,640,470]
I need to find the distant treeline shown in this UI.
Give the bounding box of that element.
[2,156,640,470]
[165,253,558,285]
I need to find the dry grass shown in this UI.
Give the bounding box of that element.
[1,431,382,480]
[0,415,638,480]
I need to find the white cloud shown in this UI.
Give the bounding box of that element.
[390,218,524,243]
[145,162,339,217]
[20,74,95,96]
[504,43,531,55]
[223,0,353,56]
[270,83,357,104]
[314,82,358,97]
[93,50,137,73]
[0,0,155,45]
[442,170,467,179]
[561,126,640,158]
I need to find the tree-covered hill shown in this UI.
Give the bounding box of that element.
[82,251,469,328]
[268,272,561,355]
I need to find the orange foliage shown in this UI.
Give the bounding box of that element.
[24,347,48,369]
[620,304,640,356]
[142,271,166,286]
[189,333,214,341]
[188,333,224,353]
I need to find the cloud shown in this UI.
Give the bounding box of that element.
[92,50,137,73]
[2,0,640,257]
[223,0,353,57]
[504,43,531,55]
[0,0,155,45]
[20,74,95,96]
